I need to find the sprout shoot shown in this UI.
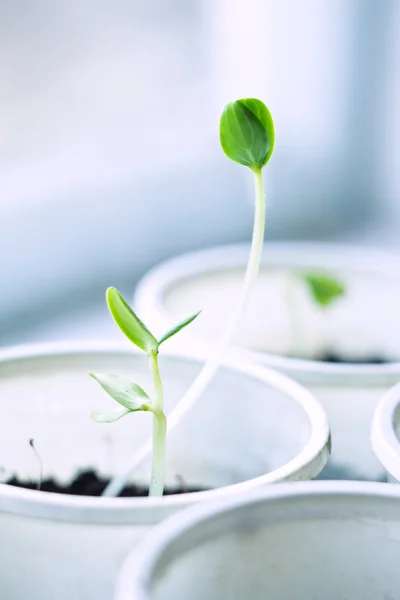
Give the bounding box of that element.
[285,272,345,357]
[29,438,43,491]
[303,273,345,308]
[90,287,199,496]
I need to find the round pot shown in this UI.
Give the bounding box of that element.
[0,342,329,600]
[133,242,400,482]
[116,480,400,600]
[371,381,400,483]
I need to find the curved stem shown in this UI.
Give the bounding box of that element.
[166,168,265,428]
[102,168,266,498]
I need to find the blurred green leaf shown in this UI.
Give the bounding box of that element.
[91,407,132,423]
[90,373,150,410]
[106,287,158,353]
[220,98,274,170]
[303,274,345,308]
[158,311,201,346]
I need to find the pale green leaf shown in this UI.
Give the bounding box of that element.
[106,287,158,353]
[91,407,131,423]
[89,373,150,410]
[158,311,201,346]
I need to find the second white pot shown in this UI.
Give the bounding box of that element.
[134,242,400,481]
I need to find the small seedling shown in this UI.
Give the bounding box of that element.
[303,273,345,308]
[29,438,43,491]
[92,99,274,498]
[285,271,345,357]
[90,287,199,496]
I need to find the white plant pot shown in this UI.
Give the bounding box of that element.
[133,242,400,481]
[0,342,329,600]
[371,381,400,483]
[116,481,400,600]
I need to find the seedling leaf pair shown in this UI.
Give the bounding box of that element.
[91,290,201,495]
[106,287,200,352]
[90,373,151,423]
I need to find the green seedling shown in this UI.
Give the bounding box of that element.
[90,287,199,497]
[93,98,274,498]
[303,273,345,307]
[285,271,345,357]
[29,438,43,491]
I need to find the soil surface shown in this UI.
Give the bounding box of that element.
[7,469,205,497]
[317,351,389,365]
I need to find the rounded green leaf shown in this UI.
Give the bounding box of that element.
[220,98,274,170]
[106,287,158,353]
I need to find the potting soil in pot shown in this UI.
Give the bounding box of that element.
[311,350,389,364]
[6,470,205,496]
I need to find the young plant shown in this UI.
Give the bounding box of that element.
[303,273,345,307]
[285,271,345,357]
[96,98,274,498]
[90,287,199,497]
[29,438,43,491]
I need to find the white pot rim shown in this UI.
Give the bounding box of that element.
[116,480,400,600]
[133,241,400,385]
[0,341,330,524]
[371,381,400,481]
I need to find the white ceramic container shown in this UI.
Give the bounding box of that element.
[133,242,400,481]
[0,342,329,600]
[116,480,400,600]
[371,381,400,483]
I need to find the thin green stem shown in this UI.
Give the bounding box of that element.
[149,409,167,497]
[148,351,166,497]
[101,168,267,498]
[149,351,164,412]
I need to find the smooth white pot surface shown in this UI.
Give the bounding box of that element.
[371,382,400,483]
[0,342,329,600]
[133,242,400,481]
[116,481,400,600]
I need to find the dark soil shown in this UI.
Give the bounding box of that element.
[317,351,389,365]
[6,469,205,497]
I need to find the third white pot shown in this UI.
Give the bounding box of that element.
[133,242,400,481]
[116,480,400,600]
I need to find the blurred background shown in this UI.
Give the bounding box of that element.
[1,0,400,346]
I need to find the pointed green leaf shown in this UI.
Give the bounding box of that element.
[220,98,274,170]
[158,311,201,346]
[91,407,131,423]
[89,373,150,410]
[106,287,158,353]
[303,273,345,308]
